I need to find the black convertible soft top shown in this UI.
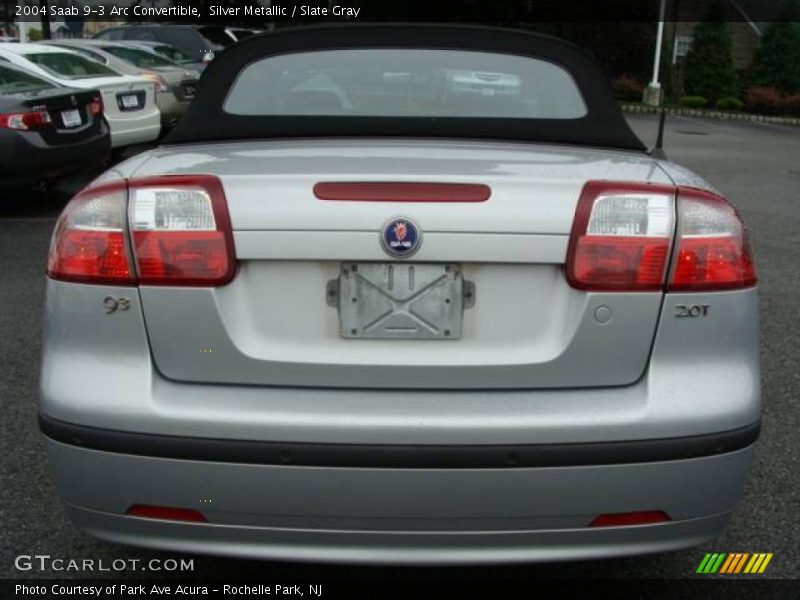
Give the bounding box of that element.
[165,24,646,152]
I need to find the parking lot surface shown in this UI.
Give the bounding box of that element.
[1,115,798,579]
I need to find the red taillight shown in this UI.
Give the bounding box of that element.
[47,181,135,285]
[566,181,676,291]
[0,109,51,130]
[145,76,169,93]
[126,505,207,523]
[667,187,757,291]
[589,510,671,527]
[88,95,103,116]
[129,175,235,286]
[47,175,236,286]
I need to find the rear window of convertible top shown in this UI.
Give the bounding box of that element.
[223,49,588,120]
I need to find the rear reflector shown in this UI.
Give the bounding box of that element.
[314,182,491,202]
[47,175,236,287]
[47,181,134,285]
[668,187,757,291]
[589,510,671,527]
[126,505,207,523]
[566,181,675,291]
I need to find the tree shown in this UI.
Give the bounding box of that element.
[749,2,800,93]
[684,0,739,102]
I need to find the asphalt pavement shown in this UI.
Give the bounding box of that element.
[1,114,798,580]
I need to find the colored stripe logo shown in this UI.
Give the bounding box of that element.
[697,553,773,574]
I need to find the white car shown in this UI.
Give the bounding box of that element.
[0,43,160,148]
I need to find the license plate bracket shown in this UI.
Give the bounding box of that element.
[334,263,467,340]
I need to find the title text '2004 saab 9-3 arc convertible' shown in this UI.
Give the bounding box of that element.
[39,25,760,565]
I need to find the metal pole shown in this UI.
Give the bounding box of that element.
[650,0,667,86]
[19,0,29,43]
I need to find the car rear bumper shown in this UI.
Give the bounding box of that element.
[155,92,189,125]
[40,414,759,468]
[43,426,756,564]
[106,111,161,148]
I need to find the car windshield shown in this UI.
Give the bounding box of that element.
[0,64,55,93]
[59,45,106,64]
[152,44,194,65]
[26,52,117,79]
[101,45,175,68]
[224,49,587,119]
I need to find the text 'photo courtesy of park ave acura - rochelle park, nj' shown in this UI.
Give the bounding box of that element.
[0,1,799,599]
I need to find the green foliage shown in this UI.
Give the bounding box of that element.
[680,96,709,108]
[683,0,739,103]
[715,97,744,111]
[749,2,800,93]
[27,29,43,42]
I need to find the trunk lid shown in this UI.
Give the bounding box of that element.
[70,75,155,119]
[10,87,101,144]
[132,139,671,389]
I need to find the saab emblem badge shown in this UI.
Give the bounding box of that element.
[381,217,421,258]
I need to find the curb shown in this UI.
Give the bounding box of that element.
[621,103,800,126]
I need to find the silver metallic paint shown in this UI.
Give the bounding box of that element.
[39,139,761,562]
[39,280,759,444]
[48,440,752,564]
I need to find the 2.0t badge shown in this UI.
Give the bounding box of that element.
[381,217,421,258]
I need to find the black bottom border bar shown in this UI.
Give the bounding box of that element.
[3,579,796,600]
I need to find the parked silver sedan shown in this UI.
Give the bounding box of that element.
[39,26,760,564]
[43,39,200,127]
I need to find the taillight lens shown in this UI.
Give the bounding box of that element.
[0,109,51,130]
[668,187,757,291]
[47,181,134,285]
[47,175,236,286]
[88,95,103,116]
[144,75,169,93]
[566,181,675,291]
[129,175,235,286]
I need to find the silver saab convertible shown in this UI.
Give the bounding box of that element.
[39,25,760,564]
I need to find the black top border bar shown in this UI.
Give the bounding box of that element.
[7,0,792,24]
